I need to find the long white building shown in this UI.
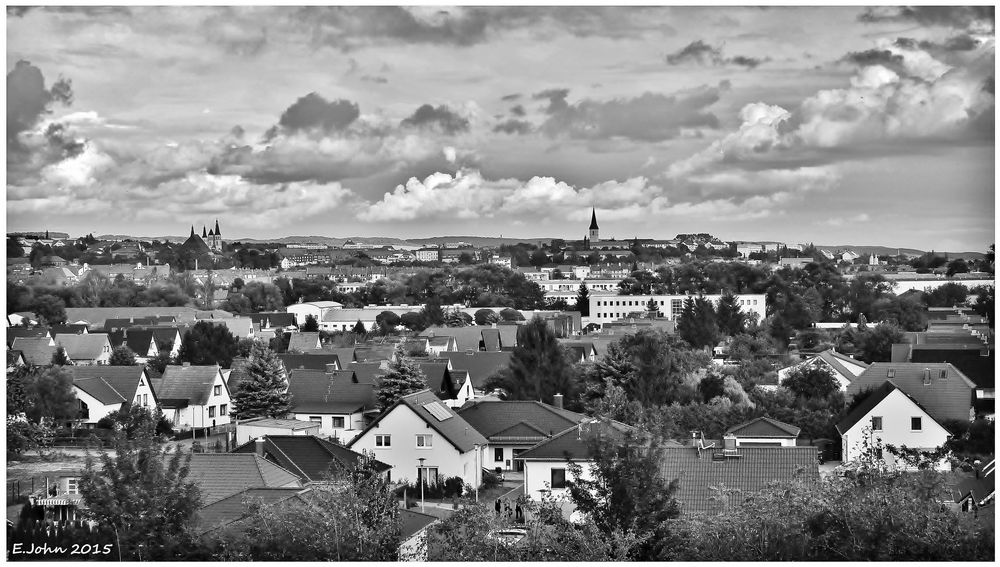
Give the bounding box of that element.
[589,293,767,322]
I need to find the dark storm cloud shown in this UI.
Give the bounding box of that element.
[268,92,360,138]
[539,86,723,142]
[533,88,571,114]
[7,60,73,149]
[399,104,470,134]
[859,6,994,30]
[895,34,982,52]
[666,40,768,68]
[493,119,534,135]
[842,49,905,71]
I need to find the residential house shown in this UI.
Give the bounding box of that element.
[6,311,39,327]
[779,257,814,269]
[951,458,995,513]
[416,248,441,262]
[658,442,820,515]
[458,398,587,472]
[63,306,231,329]
[11,336,58,366]
[154,364,232,430]
[107,329,159,362]
[724,416,800,447]
[247,312,298,333]
[49,323,90,335]
[348,389,487,487]
[287,332,323,353]
[6,326,50,347]
[147,327,183,358]
[426,335,458,356]
[846,362,977,423]
[775,349,869,392]
[231,435,391,483]
[69,366,158,427]
[900,344,995,418]
[186,452,304,528]
[418,325,518,352]
[286,369,378,442]
[277,353,342,374]
[195,487,310,535]
[836,381,952,471]
[27,468,88,522]
[560,340,598,363]
[235,417,322,445]
[434,351,513,401]
[285,301,343,326]
[52,333,113,365]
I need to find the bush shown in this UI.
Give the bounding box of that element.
[482,470,502,489]
[394,475,466,499]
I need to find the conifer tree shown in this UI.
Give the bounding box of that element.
[352,320,367,334]
[230,342,291,420]
[51,345,70,366]
[375,351,428,411]
[108,345,137,366]
[575,283,590,316]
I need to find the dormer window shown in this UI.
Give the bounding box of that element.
[939,369,948,379]
[887,369,895,378]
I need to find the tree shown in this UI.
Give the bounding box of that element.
[575,283,590,316]
[474,308,501,326]
[146,350,174,376]
[946,258,969,276]
[101,404,173,438]
[79,421,201,560]
[854,323,905,364]
[484,317,579,407]
[352,320,368,334]
[400,311,427,332]
[108,345,138,366]
[374,311,400,334]
[51,345,71,366]
[782,364,839,399]
[32,294,67,325]
[677,296,720,350]
[715,291,745,336]
[302,314,320,332]
[567,424,681,560]
[529,249,548,268]
[25,367,78,425]
[375,353,428,411]
[420,299,446,327]
[230,342,292,420]
[177,321,239,368]
[499,307,524,321]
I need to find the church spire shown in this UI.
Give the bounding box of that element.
[190,226,195,237]
[589,207,599,230]
[202,226,207,238]
[214,219,221,236]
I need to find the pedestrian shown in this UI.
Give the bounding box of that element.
[504,501,512,519]
[515,502,524,523]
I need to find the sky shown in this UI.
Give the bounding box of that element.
[5,5,996,251]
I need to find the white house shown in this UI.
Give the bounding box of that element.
[53,333,113,365]
[154,364,232,430]
[285,369,377,443]
[285,301,344,326]
[774,349,869,392]
[348,389,486,487]
[836,381,952,471]
[69,366,158,427]
[724,416,800,447]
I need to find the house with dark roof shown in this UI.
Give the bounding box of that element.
[458,399,587,472]
[951,458,995,513]
[415,361,460,401]
[195,487,310,535]
[724,416,801,447]
[53,333,113,365]
[836,381,952,471]
[186,452,303,508]
[107,329,159,362]
[247,312,297,332]
[433,351,513,404]
[277,353,342,374]
[49,323,90,336]
[658,443,820,516]
[12,336,59,366]
[847,362,976,423]
[286,368,378,442]
[775,349,869,392]
[5,326,50,348]
[899,344,995,418]
[155,364,231,430]
[288,332,323,353]
[7,349,26,369]
[232,435,391,483]
[235,416,322,445]
[348,389,487,487]
[68,366,158,427]
[418,325,518,352]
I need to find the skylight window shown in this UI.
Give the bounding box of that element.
[423,401,452,421]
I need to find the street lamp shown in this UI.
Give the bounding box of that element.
[474,444,480,503]
[418,457,426,513]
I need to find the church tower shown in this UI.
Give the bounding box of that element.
[589,208,600,244]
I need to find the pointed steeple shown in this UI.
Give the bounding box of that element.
[214,219,221,236]
[190,226,195,237]
[208,229,215,237]
[589,208,599,230]
[202,226,207,238]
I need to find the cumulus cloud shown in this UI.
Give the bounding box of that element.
[859,6,994,31]
[399,103,470,135]
[536,86,724,142]
[665,40,767,68]
[7,60,73,149]
[267,92,360,139]
[493,119,534,135]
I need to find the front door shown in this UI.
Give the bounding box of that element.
[417,466,439,486]
[513,449,525,472]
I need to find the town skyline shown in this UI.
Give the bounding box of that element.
[6,5,995,251]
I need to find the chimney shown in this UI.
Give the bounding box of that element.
[553,393,564,410]
[255,437,266,457]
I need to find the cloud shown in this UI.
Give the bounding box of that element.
[7,60,74,149]
[201,7,268,56]
[361,75,388,84]
[510,104,526,117]
[665,40,768,68]
[842,49,905,72]
[267,93,360,138]
[537,86,724,142]
[501,93,521,101]
[859,6,994,31]
[399,104,470,135]
[492,119,534,135]
[820,213,871,227]
[897,34,984,53]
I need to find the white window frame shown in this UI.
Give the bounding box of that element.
[332,416,345,429]
[871,416,883,431]
[375,434,391,448]
[416,434,433,448]
[66,478,79,495]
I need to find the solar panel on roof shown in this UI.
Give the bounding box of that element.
[423,401,452,421]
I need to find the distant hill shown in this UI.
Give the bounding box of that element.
[815,245,985,260]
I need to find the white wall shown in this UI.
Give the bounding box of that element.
[735,437,797,447]
[842,388,951,471]
[290,411,365,443]
[133,374,156,409]
[350,405,481,487]
[169,372,231,429]
[522,459,595,516]
[589,293,767,323]
[74,388,121,426]
[286,304,323,326]
[889,278,994,294]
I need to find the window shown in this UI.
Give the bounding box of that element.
[214,385,221,396]
[332,416,345,428]
[416,434,433,448]
[911,417,922,431]
[375,434,391,447]
[66,478,79,495]
[308,416,321,423]
[495,448,504,462]
[208,406,216,418]
[135,395,141,404]
[143,394,148,406]
[220,404,227,416]
[871,416,883,431]
[550,468,567,489]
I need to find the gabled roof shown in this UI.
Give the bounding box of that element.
[910,347,994,389]
[107,329,157,355]
[435,351,513,389]
[847,363,976,423]
[12,336,57,365]
[836,380,946,435]
[725,417,801,438]
[53,333,110,361]
[817,349,868,377]
[246,312,297,329]
[288,332,322,352]
[400,508,438,541]
[951,459,995,505]
[348,389,486,454]
[659,446,820,515]
[286,369,376,414]
[415,361,455,397]
[231,435,390,482]
[7,350,26,367]
[186,453,302,505]
[69,366,152,406]
[323,347,356,363]
[49,324,89,335]
[481,328,501,351]
[277,353,342,373]
[196,487,308,534]
[516,420,634,461]
[457,400,587,444]
[156,365,224,406]
[6,327,50,348]
[349,361,386,384]
[354,345,396,362]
